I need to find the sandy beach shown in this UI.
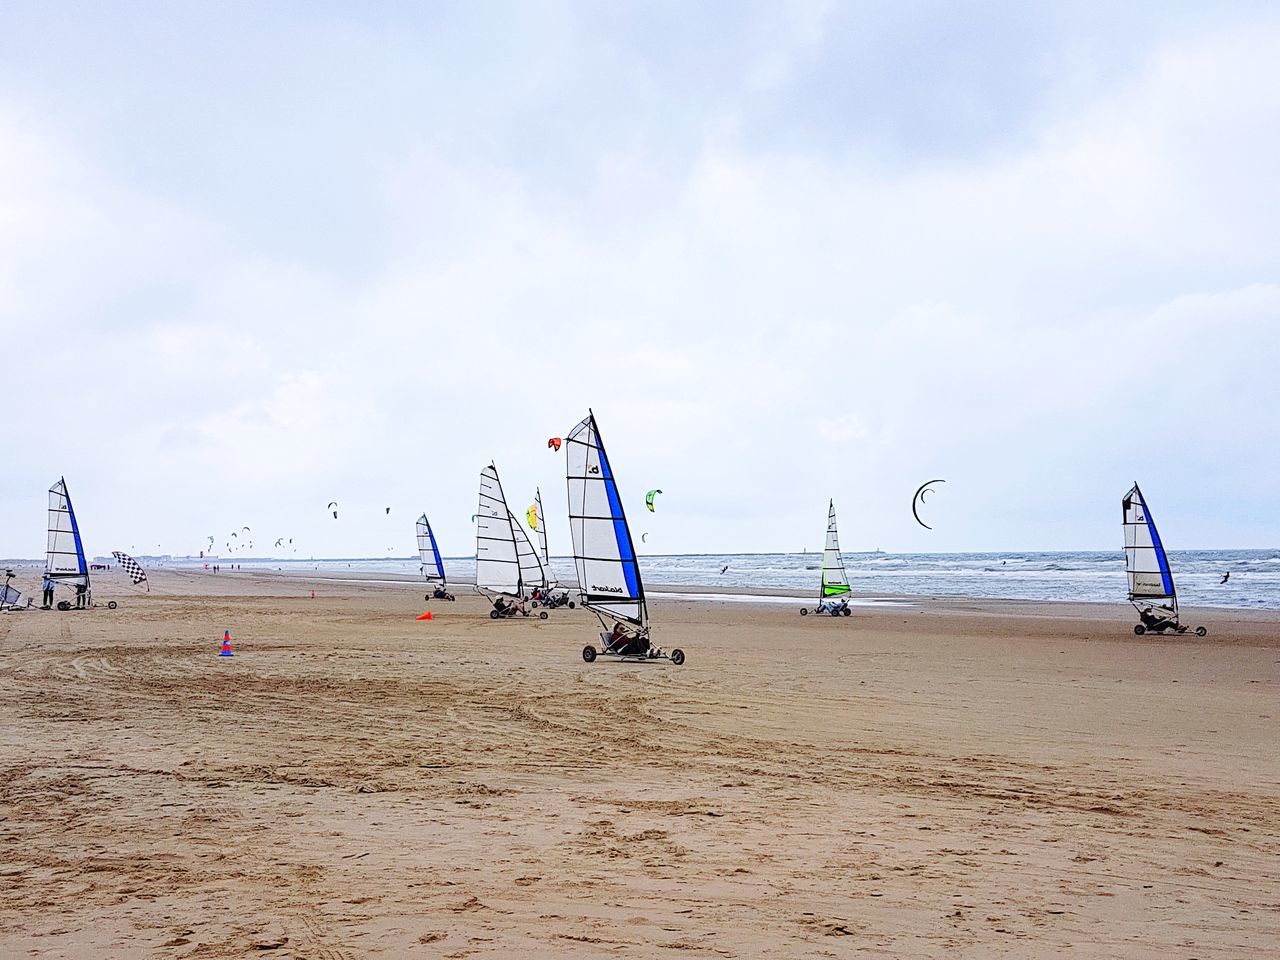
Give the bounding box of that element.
[1,570,1277,958]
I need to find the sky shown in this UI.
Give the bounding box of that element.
[2,1,1278,560]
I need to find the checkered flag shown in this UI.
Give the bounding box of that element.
[111,551,149,591]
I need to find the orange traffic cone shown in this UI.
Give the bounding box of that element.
[416,610,434,621]
[219,630,233,657]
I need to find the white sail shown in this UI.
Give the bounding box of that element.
[0,581,27,609]
[532,487,558,588]
[509,509,547,595]
[821,500,850,598]
[46,478,89,587]
[1123,483,1177,618]
[475,464,521,597]
[566,410,646,627]
[416,514,446,584]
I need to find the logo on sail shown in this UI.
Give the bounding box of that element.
[592,584,624,594]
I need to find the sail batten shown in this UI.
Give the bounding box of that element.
[820,500,851,598]
[416,514,446,584]
[46,478,90,588]
[566,411,646,628]
[1123,482,1177,618]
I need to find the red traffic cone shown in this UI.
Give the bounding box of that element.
[415,610,434,621]
[310,590,315,600]
[219,630,233,657]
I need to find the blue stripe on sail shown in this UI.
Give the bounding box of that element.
[428,525,445,580]
[596,432,639,599]
[65,485,88,576]
[1145,508,1175,597]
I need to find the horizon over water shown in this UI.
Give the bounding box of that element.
[6,549,1271,611]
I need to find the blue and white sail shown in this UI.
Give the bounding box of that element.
[1123,482,1177,619]
[566,410,646,629]
[416,514,446,585]
[0,575,28,610]
[46,478,90,590]
[475,463,522,598]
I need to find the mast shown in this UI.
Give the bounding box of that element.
[821,500,851,599]
[475,464,522,598]
[1123,482,1178,619]
[565,410,647,629]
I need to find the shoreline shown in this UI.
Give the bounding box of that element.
[127,567,1280,621]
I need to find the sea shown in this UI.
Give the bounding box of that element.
[39,548,1270,611]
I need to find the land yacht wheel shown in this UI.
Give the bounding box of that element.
[670,648,685,666]
[582,645,597,662]
[1133,624,1146,635]
[1195,626,1207,637]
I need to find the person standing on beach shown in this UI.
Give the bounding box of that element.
[42,572,54,609]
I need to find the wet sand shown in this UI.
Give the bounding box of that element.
[1,570,1277,958]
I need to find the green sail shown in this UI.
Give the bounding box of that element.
[820,500,851,599]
